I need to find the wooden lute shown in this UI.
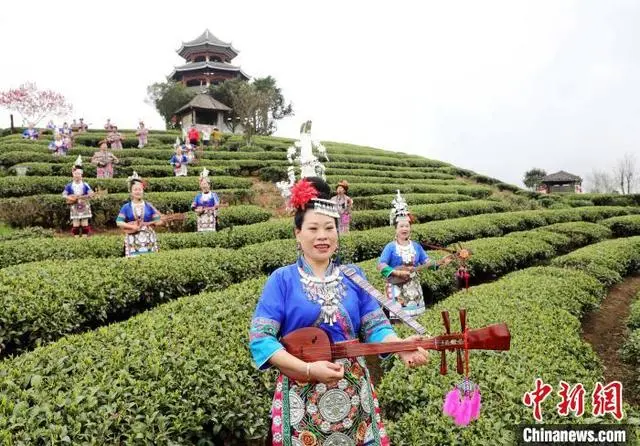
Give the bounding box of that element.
[66,189,107,205]
[123,213,186,234]
[386,241,468,286]
[280,309,510,382]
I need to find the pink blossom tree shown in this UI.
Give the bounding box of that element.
[0,82,73,125]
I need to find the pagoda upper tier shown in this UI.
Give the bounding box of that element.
[170,29,250,87]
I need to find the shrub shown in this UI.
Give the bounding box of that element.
[347,183,494,199]
[378,267,607,445]
[351,200,509,230]
[600,215,640,237]
[0,263,610,444]
[0,226,54,242]
[551,236,640,287]
[352,193,474,210]
[0,206,633,269]
[0,176,252,197]
[0,191,257,228]
[627,291,640,330]
[0,210,619,359]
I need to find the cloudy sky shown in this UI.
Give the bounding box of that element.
[1,0,638,188]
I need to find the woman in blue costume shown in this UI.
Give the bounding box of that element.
[249,177,429,446]
[377,191,451,319]
[191,168,220,232]
[116,172,164,257]
[170,145,189,177]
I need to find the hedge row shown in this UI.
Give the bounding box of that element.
[0,230,620,444]
[0,206,635,270]
[0,191,258,229]
[0,226,54,242]
[1,147,456,169]
[8,160,283,178]
[0,149,295,168]
[378,266,609,445]
[349,200,510,230]
[628,291,640,331]
[327,167,457,180]
[345,183,494,199]
[0,175,252,197]
[0,194,500,230]
[0,217,558,355]
[562,193,640,207]
[0,278,275,444]
[323,175,467,186]
[621,292,640,378]
[352,193,474,210]
[600,215,640,237]
[550,236,640,286]
[357,221,613,303]
[0,212,625,359]
[0,137,399,158]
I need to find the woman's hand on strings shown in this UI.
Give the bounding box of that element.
[393,269,412,279]
[396,335,429,368]
[439,255,454,267]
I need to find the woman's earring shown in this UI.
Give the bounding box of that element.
[296,241,302,256]
[334,240,342,265]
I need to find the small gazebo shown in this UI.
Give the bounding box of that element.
[537,170,583,194]
[174,93,231,130]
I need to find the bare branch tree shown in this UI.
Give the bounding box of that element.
[586,169,618,193]
[613,153,637,194]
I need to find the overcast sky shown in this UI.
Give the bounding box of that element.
[1,0,638,188]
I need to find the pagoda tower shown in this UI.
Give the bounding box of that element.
[170,29,250,87]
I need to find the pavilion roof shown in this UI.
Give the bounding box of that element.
[175,93,232,114]
[541,170,582,183]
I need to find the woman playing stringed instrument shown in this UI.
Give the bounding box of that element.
[249,177,429,446]
[91,141,119,178]
[116,173,164,257]
[378,191,452,319]
[191,168,220,232]
[62,156,95,237]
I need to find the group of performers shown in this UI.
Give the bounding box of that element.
[62,161,221,250]
[61,160,452,443]
[249,176,449,446]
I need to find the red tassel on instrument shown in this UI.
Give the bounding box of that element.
[455,267,470,290]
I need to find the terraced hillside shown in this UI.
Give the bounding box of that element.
[1,129,640,445]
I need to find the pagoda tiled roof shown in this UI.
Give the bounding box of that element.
[177,29,239,58]
[169,61,250,81]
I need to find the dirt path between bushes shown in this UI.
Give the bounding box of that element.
[582,274,640,407]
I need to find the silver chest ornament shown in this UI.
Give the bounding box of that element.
[395,241,416,265]
[298,266,346,326]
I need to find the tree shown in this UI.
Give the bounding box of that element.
[210,76,294,143]
[209,78,244,133]
[0,82,72,126]
[252,76,294,133]
[613,153,637,195]
[146,81,196,128]
[586,169,617,193]
[523,168,547,191]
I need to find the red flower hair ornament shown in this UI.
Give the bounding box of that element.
[289,179,319,210]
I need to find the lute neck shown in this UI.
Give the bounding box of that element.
[331,339,440,359]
